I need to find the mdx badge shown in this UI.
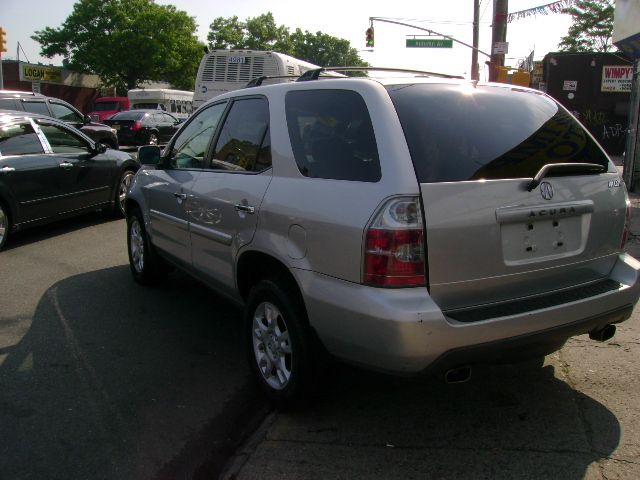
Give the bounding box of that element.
[540,181,554,200]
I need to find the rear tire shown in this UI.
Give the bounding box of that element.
[0,201,10,251]
[245,279,318,409]
[127,206,170,285]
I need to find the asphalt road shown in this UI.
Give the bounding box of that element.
[0,213,267,480]
[2,205,640,480]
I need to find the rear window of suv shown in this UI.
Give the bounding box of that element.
[386,83,609,183]
[285,89,381,182]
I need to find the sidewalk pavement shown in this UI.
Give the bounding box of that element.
[223,157,640,480]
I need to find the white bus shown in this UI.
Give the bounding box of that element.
[127,88,194,120]
[193,50,320,109]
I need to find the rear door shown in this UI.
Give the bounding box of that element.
[387,83,624,311]
[189,96,273,294]
[0,119,62,224]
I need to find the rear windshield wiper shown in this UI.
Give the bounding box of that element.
[527,163,606,192]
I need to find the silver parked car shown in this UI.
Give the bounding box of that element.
[124,68,640,407]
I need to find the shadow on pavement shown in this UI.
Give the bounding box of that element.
[0,266,264,480]
[243,360,621,479]
[3,211,119,251]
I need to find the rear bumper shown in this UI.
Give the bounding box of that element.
[295,253,640,375]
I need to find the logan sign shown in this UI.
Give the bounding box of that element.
[20,64,62,84]
[601,65,633,92]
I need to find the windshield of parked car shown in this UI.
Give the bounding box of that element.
[110,111,146,120]
[92,102,120,111]
[386,83,609,183]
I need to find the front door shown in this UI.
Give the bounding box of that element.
[35,120,113,212]
[143,100,228,266]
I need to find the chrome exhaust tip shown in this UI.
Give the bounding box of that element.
[589,324,616,342]
[445,366,472,384]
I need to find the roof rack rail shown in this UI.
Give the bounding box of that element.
[245,75,299,88]
[297,66,464,82]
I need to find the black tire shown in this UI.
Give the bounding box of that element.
[245,278,318,409]
[114,169,136,217]
[126,206,170,285]
[0,201,10,251]
[148,132,159,145]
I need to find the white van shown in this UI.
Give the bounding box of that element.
[128,89,194,120]
[193,50,320,109]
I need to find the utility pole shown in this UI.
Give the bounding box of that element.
[489,0,508,81]
[471,0,480,80]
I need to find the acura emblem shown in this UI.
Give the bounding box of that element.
[540,181,554,200]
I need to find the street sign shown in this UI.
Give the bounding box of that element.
[406,38,453,48]
[492,41,509,54]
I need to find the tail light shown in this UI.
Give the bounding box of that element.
[131,121,142,131]
[621,197,632,249]
[363,197,426,287]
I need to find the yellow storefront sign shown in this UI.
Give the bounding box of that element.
[20,64,62,83]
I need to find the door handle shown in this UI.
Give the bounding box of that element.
[59,162,74,170]
[235,204,255,214]
[174,192,188,204]
[0,166,15,174]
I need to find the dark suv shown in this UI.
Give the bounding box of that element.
[0,90,119,149]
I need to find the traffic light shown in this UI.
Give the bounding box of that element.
[0,28,6,53]
[366,27,374,48]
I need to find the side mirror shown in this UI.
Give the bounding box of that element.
[83,114,92,125]
[138,145,162,166]
[93,142,108,155]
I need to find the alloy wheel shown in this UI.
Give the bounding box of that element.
[129,217,145,273]
[0,204,7,247]
[118,171,134,215]
[252,301,293,390]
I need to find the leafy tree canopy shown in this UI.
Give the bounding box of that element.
[32,0,204,91]
[207,12,368,71]
[558,0,615,52]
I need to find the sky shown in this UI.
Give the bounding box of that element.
[1,0,573,81]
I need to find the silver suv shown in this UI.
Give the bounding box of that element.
[125,68,640,406]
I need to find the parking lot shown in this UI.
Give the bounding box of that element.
[1,209,639,480]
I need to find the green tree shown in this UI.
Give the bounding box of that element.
[558,0,615,52]
[207,12,367,70]
[32,0,204,91]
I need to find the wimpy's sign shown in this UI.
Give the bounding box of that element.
[601,65,633,92]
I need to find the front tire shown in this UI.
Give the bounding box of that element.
[0,201,10,251]
[245,279,318,409]
[127,206,169,285]
[115,169,135,217]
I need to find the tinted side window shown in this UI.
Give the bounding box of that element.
[386,84,609,183]
[0,99,20,110]
[22,101,50,116]
[49,102,83,122]
[168,102,226,169]
[0,122,44,155]
[211,97,271,172]
[285,89,381,182]
[38,123,89,154]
